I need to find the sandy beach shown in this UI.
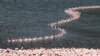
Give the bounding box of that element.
[0,48,100,56]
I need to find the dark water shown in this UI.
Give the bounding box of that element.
[0,0,100,49]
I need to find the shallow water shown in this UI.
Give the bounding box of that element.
[0,0,100,49]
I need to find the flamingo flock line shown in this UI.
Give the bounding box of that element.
[7,6,100,43]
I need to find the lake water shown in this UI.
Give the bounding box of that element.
[0,0,100,49]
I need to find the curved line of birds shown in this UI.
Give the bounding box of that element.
[7,6,100,43]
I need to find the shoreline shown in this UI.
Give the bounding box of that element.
[0,48,100,56]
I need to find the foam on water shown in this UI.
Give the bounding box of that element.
[7,6,100,43]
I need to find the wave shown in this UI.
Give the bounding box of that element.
[7,6,100,43]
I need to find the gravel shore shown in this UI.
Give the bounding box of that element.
[0,48,100,56]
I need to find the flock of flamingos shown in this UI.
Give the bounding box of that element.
[7,6,100,43]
